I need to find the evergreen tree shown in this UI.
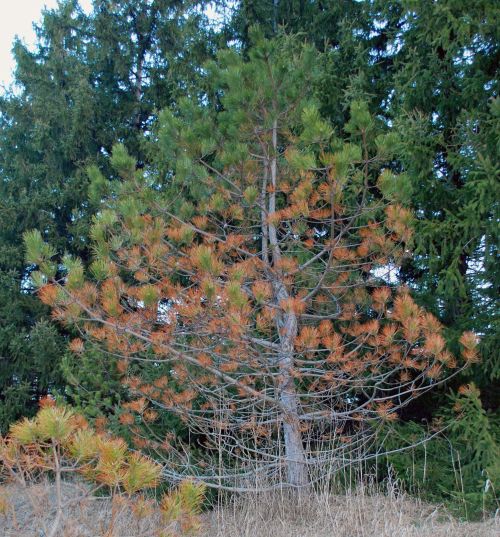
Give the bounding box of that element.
[378,0,499,400]
[1,0,498,509]
[381,383,499,518]
[0,0,213,431]
[225,0,390,130]
[225,1,499,403]
[229,0,367,49]
[26,35,478,489]
[0,1,94,431]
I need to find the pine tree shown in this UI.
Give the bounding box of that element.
[0,400,206,536]
[26,35,478,489]
[226,1,499,402]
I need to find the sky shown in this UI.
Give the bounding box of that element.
[0,0,92,89]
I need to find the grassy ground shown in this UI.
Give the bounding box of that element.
[0,482,498,537]
[203,489,498,537]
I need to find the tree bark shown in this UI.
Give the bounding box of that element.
[275,281,309,488]
[47,441,62,537]
[267,118,309,488]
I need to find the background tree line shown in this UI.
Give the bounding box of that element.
[0,0,498,518]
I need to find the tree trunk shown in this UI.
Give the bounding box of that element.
[48,442,62,537]
[266,117,309,488]
[276,284,309,488]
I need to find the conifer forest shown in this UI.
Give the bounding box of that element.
[0,1,499,535]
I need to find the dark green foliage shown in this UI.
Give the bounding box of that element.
[0,0,214,429]
[0,270,65,432]
[380,384,499,519]
[0,2,103,429]
[381,0,500,383]
[60,345,126,419]
[230,0,368,50]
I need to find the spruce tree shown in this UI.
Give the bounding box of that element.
[379,0,499,398]
[0,0,213,431]
[0,1,93,431]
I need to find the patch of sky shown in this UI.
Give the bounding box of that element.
[371,262,400,285]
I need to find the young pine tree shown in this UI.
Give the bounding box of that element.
[0,399,206,536]
[25,35,478,489]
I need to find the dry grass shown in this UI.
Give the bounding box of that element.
[0,482,164,537]
[202,489,499,537]
[0,481,498,537]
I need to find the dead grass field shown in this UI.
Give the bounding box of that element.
[203,489,498,537]
[0,482,498,537]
